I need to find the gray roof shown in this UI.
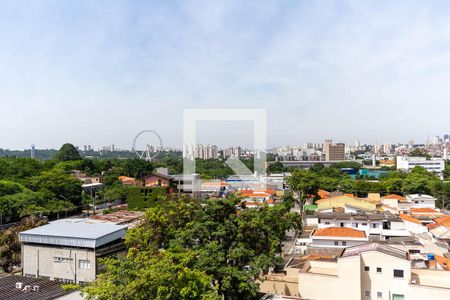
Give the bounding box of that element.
[341,243,409,260]
[0,275,73,300]
[19,219,127,248]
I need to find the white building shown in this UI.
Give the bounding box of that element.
[406,194,437,209]
[307,212,411,241]
[298,243,450,300]
[396,156,445,176]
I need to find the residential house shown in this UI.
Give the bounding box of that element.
[309,227,369,249]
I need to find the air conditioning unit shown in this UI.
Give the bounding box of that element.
[15,282,23,289]
[23,285,32,292]
[33,286,40,292]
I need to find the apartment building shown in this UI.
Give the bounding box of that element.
[323,139,345,161]
[223,146,241,158]
[397,156,445,176]
[298,243,450,300]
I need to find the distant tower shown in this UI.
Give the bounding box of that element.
[31,144,36,159]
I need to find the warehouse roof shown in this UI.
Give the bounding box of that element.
[19,219,127,248]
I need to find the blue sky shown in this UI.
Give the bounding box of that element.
[1,0,449,149]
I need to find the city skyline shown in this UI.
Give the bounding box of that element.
[1,1,450,149]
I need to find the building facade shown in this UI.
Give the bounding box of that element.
[323,139,345,161]
[19,219,127,284]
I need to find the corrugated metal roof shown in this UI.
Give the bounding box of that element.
[19,219,127,249]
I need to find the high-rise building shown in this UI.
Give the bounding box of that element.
[383,144,392,155]
[323,139,345,161]
[223,146,241,158]
[31,144,35,159]
[186,144,219,160]
[355,139,361,148]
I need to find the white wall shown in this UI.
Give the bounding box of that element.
[311,238,368,248]
[403,220,428,234]
[22,244,96,283]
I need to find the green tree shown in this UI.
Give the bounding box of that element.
[0,216,48,272]
[286,169,319,207]
[28,169,82,206]
[409,148,431,158]
[84,195,300,300]
[83,250,219,300]
[54,143,81,161]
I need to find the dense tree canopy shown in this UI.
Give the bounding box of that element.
[54,143,81,161]
[0,216,48,272]
[84,195,301,300]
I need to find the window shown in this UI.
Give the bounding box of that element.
[342,241,347,246]
[377,292,382,298]
[362,223,367,226]
[53,257,73,263]
[354,223,359,228]
[334,241,338,246]
[377,267,382,273]
[372,224,377,228]
[79,260,91,269]
[409,249,420,254]
[325,221,330,225]
[393,269,404,278]
[364,266,370,271]
[392,294,405,300]
[364,290,370,297]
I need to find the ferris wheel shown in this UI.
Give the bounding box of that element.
[132,130,163,161]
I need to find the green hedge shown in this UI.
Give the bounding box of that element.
[127,186,168,210]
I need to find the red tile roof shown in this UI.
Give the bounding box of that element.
[410,208,440,213]
[318,189,331,199]
[399,214,421,225]
[383,194,406,201]
[239,190,272,198]
[426,223,441,230]
[435,255,450,271]
[118,175,135,181]
[313,227,366,238]
[434,216,450,228]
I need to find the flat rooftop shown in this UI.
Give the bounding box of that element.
[19,219,127,248]
[411,269,450,289]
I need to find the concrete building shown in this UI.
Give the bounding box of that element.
[397,156,445,176]
[298,243,450,300]
[223,146,241,158]
[406,194,437,209]
[314,212,410,239]
[315,195,381,213]
[19,219,127,284]
[323,139,345,161]
[382,194,437,214]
